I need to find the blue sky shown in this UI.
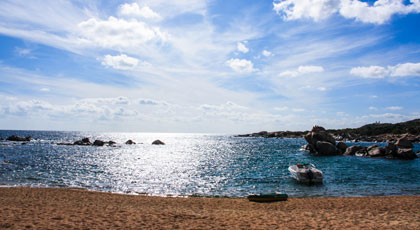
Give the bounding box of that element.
[0,0,419,133]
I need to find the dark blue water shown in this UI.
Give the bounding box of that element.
[1,130,419,197]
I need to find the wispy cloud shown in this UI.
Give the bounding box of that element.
[279,65,324,77]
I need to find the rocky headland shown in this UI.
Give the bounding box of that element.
[236,119,420,143]
[303,125,417,160]
[236,119,420,160]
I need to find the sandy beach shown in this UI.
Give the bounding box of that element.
[0,187,419,229]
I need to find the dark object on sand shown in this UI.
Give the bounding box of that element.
[247,193,288,203]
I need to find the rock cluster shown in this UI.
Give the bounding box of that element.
[304,126,417,160]
[57,138,139,146]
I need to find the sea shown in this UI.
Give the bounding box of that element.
[1,130,419,198]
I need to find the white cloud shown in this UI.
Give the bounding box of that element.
[262,50,273,57]
[273,0,340,22]
[279,65,324,77]
[273,0,420,24]
[340,0,420,24]
[350,65,388,78]
[40,88,50,92]
[237,42,249,53]
[226,58,256,73]
[78,16,167,49]
[350,62,420,78]
[389,62,420,77]
[101,54,140,70]
[369,106,378,110]
[119,3,161,20]
[386,106,403,111]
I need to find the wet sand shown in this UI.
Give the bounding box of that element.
[0,187,419,229]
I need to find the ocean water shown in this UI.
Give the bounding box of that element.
[1,130,419,198]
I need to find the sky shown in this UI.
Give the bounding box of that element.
[0,0,419,133]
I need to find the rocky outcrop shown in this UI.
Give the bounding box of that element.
[6,135,31,142]
[152,140,165,145]
[304,126,340,155]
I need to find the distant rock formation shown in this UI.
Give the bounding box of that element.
[152,140,165,145]
[6,135,31,142]
[57,138,116,147]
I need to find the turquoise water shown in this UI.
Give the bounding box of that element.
[1,130,419,197]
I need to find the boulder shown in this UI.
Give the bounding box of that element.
[336,142,348,153]
[93,140,106,146]
[395,148,417,160]
[384,142,397,156]
[355,148,367,157]
[367,147,385,157]
[125,140,136,145]
[344,145,364,156]
[366,145,378,152]
[395,135,414,149]
[304,125,339,155]
[152,139,165,145]
[315,141,338,156]
[74,137,91,146]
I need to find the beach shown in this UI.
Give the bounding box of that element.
[0,187,419,229]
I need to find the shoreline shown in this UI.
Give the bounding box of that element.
[1,187,419,229]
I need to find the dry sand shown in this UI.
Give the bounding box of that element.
[0,187,419,229]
